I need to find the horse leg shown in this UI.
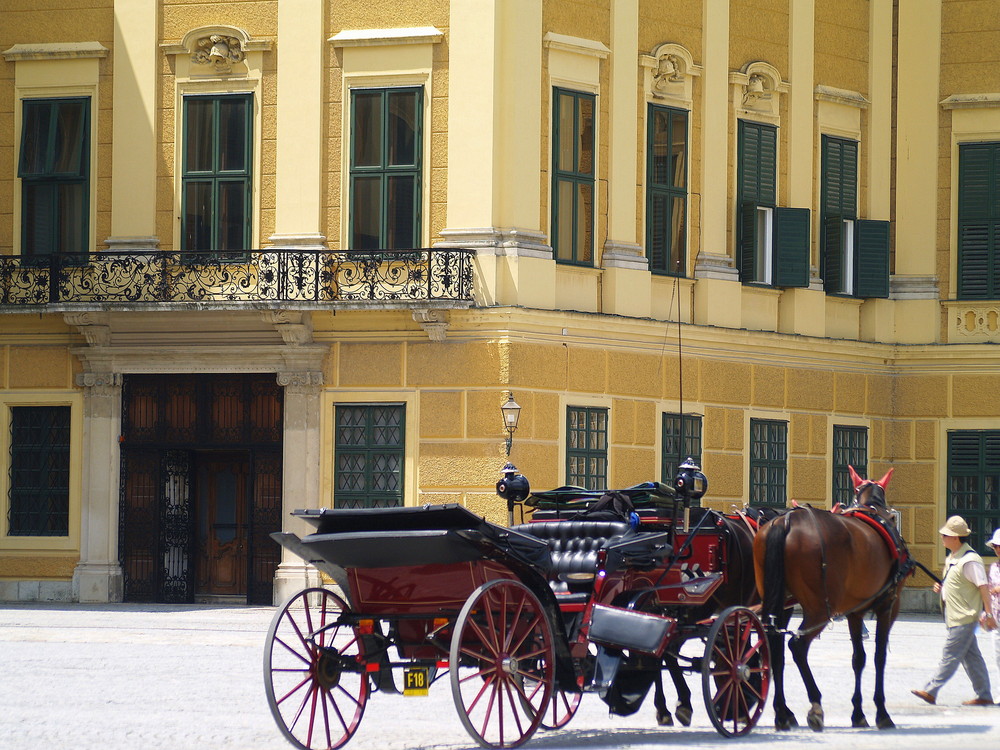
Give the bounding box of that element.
[666,654,692,726]
[768,606,798,730]
[652,667,673,726]
[847,613,868,728]
[788,628,824,731]
[872,609,896,729]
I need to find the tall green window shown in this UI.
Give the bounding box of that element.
[750,418,787,507]
[8,406,71,536]
[647,105,688,275]
[662,413,702,504]
[957,142,1000,299]
[182,94,252,251]
[947,430,1000,551]
[350,87,422,250]
[18,98,91,256]
[833,425,868,507]
[334,404,405,509]
[821,135,890,298]
[566,406,607,489]
[736,120,809,287]
[552,88,595,265]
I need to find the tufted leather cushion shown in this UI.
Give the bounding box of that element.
[510,521,629,599]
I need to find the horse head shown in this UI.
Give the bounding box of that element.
[848,465,894,509]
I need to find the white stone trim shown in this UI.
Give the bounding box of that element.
[3,42,108,61]
[543,32,610,59]
[814,85,869,109]
[940,94,1000,110]
[329,27,443,48]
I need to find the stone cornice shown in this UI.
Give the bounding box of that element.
[814,85,869,109]
[329,27,443,48]
[940,94,1000,110]
[3,42,109,62]
[543,33,610,59]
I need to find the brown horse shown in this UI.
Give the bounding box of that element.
[753,468,913,731]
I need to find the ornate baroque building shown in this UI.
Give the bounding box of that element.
[1,0,998,606]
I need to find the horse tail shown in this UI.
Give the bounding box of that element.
[761,513,791,622]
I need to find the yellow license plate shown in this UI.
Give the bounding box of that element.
[403,667,429,696]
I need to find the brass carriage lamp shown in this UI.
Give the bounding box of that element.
[500,392,521,456]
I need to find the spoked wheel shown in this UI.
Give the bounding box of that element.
[450,579,555,748]
[538,688,582,730]
[701,605,770,737]
[264,587,369,750]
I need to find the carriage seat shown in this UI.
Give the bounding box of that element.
[509,520,629,603]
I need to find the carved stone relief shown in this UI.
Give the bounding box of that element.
[192,34,245,72]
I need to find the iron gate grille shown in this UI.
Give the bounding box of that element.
[119,374,282,604]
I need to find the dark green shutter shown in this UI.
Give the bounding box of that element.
[738,202,758,282]
[737,121,777,285]
[855,219,890,298]
[773,207,810,288]
[823,215,844,294]
[958,223,992,299]
[958,143,1000,299]
[758,125,777,206]
[738,121,777,206]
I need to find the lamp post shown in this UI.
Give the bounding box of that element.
[501,392,521,456]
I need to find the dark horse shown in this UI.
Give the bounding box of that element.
[754,468,914,731]
[650,506,769,726]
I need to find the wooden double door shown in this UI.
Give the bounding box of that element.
[119,374,283,604]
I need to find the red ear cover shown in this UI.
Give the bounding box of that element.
[874,468,894,489]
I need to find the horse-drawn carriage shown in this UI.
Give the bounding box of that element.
[263,460,771,749]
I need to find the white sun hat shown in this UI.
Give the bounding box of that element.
[939,515,971,537]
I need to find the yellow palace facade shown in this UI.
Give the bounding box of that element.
[1,0,998,606]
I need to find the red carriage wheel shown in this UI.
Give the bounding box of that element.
[538,688,582,730]
[449,579,555,748]
[264,587,369,750]
[701,605,770,737]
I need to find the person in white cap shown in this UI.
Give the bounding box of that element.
[912,515,995,706]
[988,529,1000,683]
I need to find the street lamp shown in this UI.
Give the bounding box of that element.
[501,392,521,456]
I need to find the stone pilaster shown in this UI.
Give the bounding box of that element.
[272,370,325,603]
[72,372,124,603]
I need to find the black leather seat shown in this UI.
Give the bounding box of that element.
[509,520,629,601]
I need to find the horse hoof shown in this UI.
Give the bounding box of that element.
[675,706,693,727]
[852,717,869,728]
[656,711,673,727]
[876,717,896,730]
[775,715,798,731]
[807,711,824,732]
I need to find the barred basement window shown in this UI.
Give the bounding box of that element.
[750,418,786,507]
[661,412,702,504]
[8,406,71,536]
[947,430,1000,551]
[335,404,404,508]
[833,425,868,507]
[566,406,607,490]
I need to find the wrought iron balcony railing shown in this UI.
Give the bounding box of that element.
[0,247,474,309]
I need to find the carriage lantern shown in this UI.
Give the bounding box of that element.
[496,462,530,525]
[674,457,708,503]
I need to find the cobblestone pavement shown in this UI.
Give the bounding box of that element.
[2,603,1000,750]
